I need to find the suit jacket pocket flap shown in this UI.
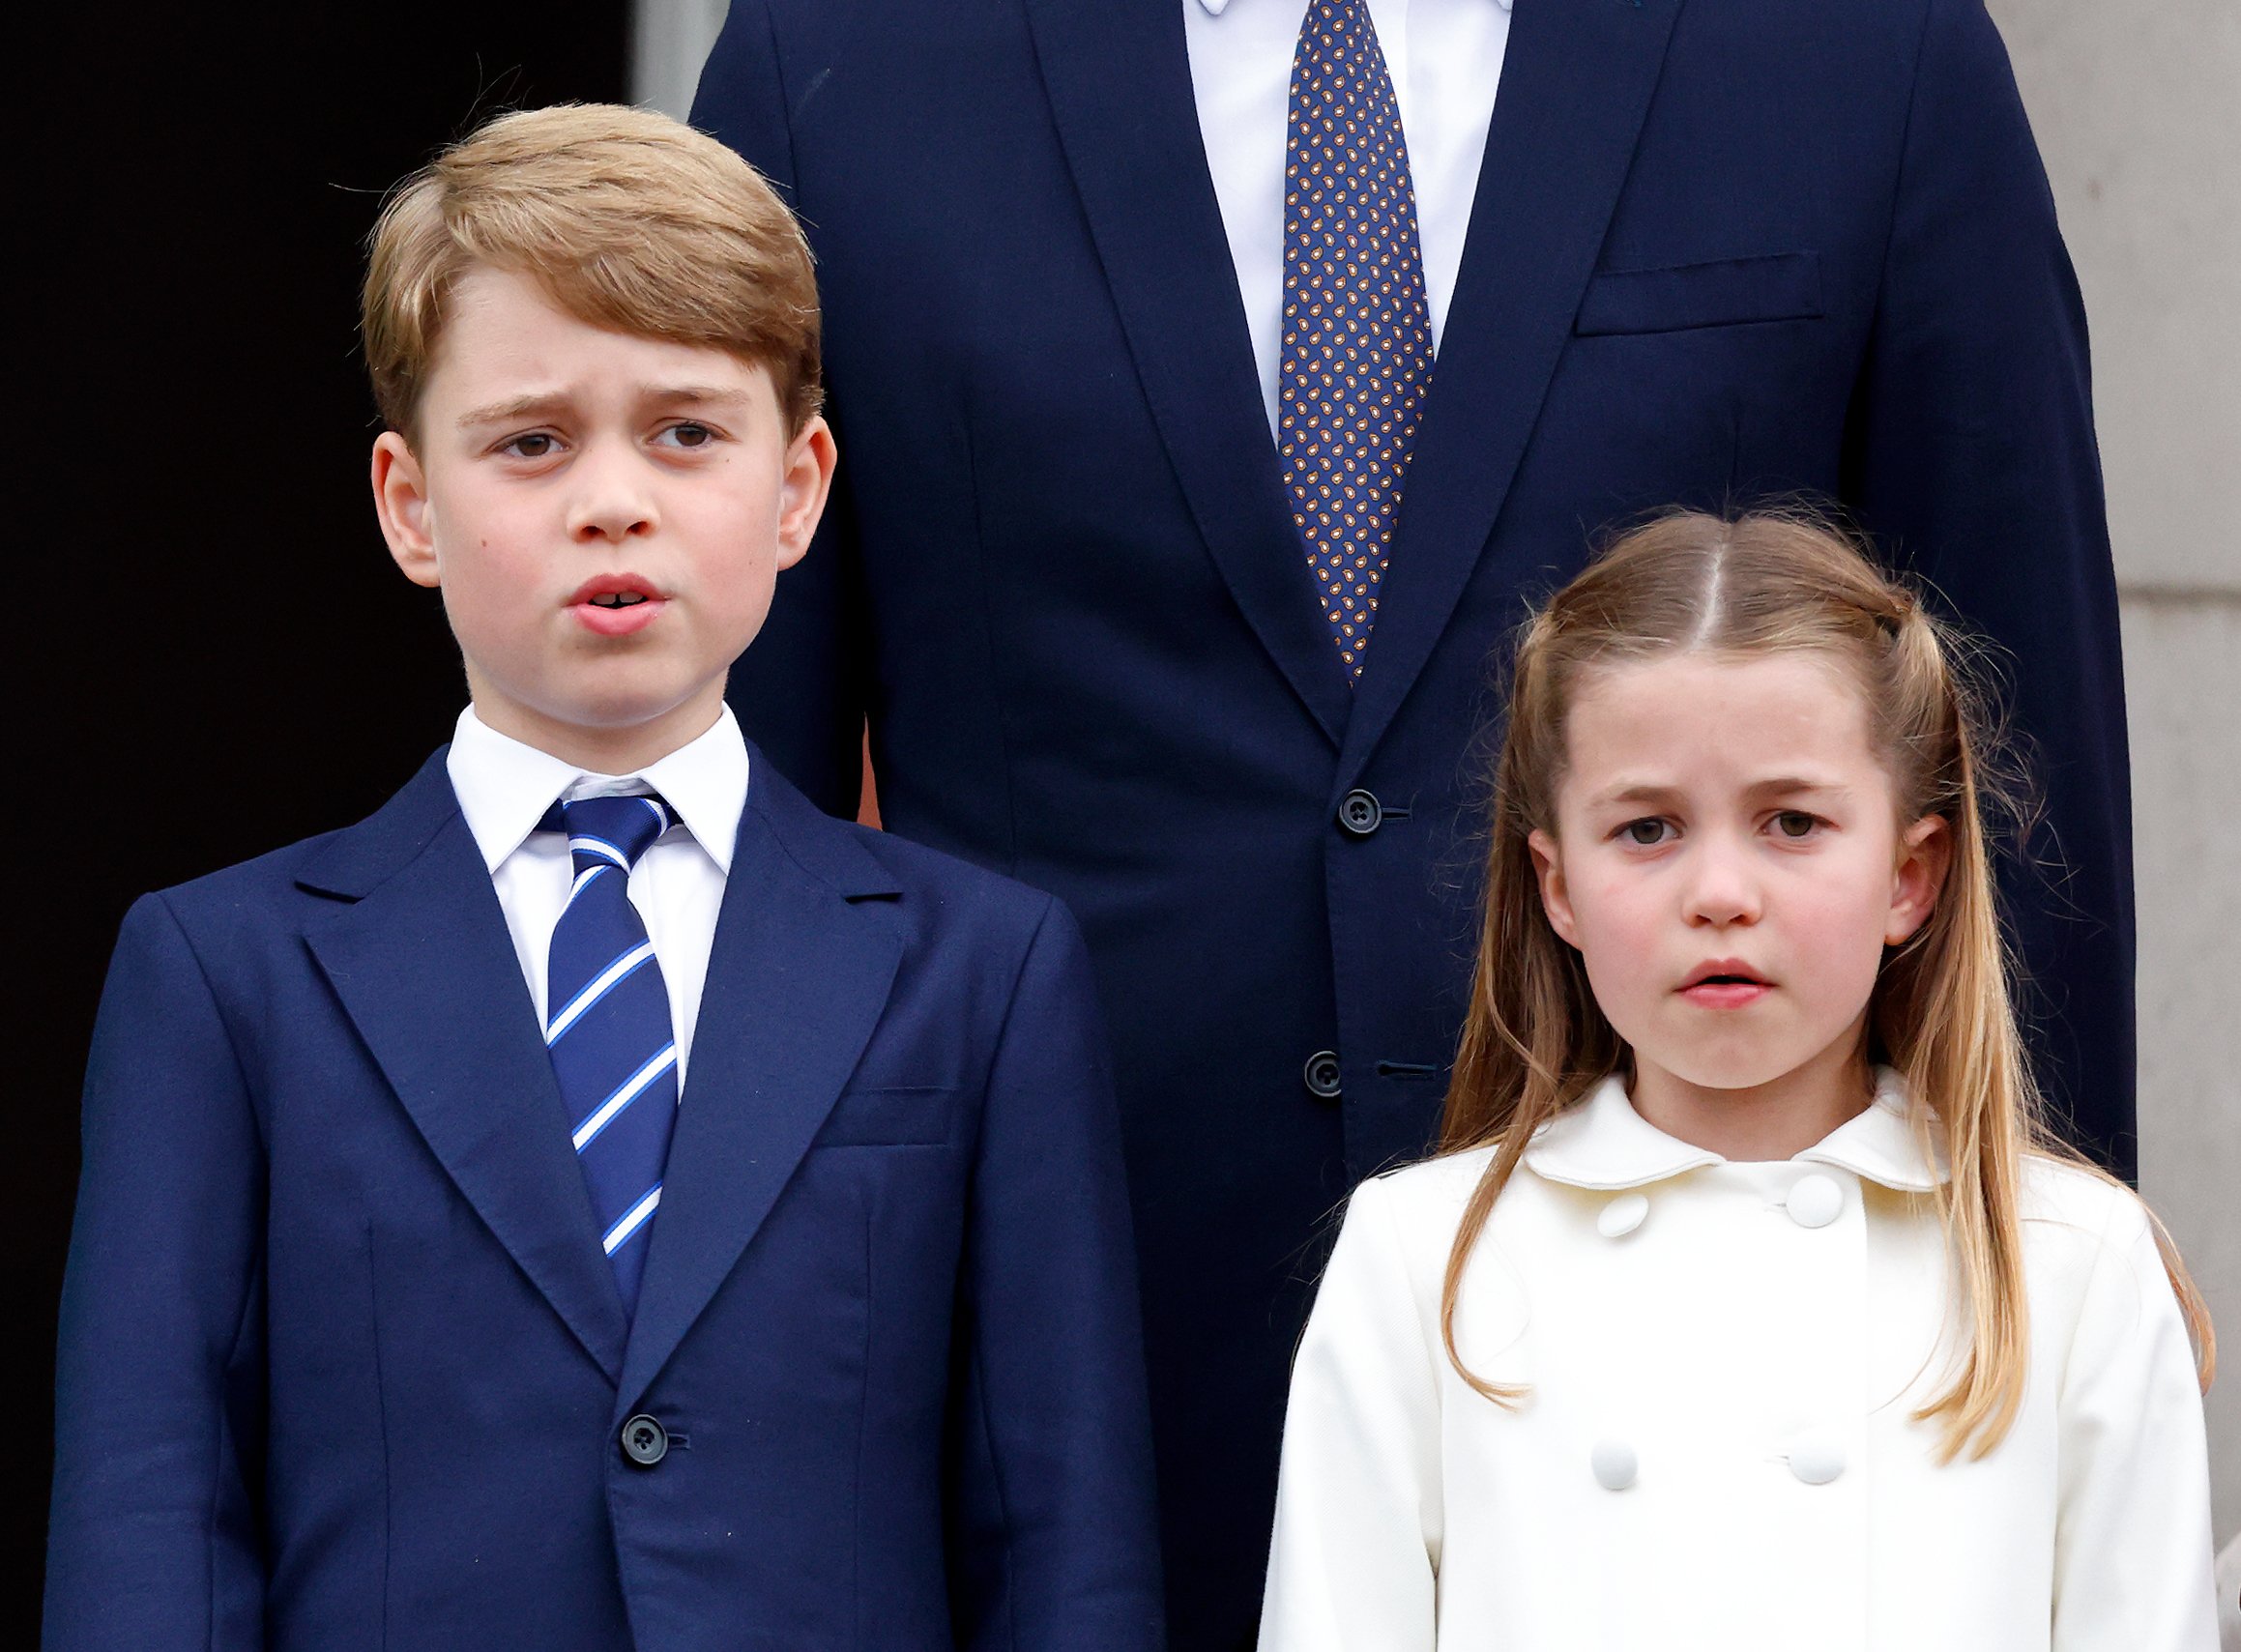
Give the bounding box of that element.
[1574,250,1822,335]
[814,1085,958,1148]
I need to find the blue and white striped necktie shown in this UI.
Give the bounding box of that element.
[542,793,679,1319]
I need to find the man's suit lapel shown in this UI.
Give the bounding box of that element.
[1024,0,1353,748]
[616,758,902,1413]
[1343,0,1685,774]
[300,752,629,1384]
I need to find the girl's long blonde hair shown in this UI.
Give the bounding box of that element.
[1440,508,2211,1459]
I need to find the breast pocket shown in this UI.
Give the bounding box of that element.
[813,1084,960,1148]
[1573,250,1822,336]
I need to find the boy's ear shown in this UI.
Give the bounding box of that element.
[774,415,838,571]
[1528,828,1581,947]
[1886,815,1952,946]
[371,431,440,589]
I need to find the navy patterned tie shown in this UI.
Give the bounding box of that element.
[1278,0,1434,681]
[543,794,679,1319]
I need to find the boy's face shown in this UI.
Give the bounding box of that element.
[371,265,834,771]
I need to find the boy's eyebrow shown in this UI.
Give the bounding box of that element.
[638,383,755,408]
[457,391,572,429]
[455,384,755,429]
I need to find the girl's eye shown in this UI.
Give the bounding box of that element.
[1774,810,1819,839]
[1622,819,1670,847]
[503,432,557,459]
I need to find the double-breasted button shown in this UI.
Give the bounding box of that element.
[1303,1050,1343,1101]
[1589,1437,1638,1491]
[1596,1192,1649,1239]
[620,1413,669,1467]
[1786,1173,1845,1229]
[1788,1435,1847,1485]
[1336,789,1383,837]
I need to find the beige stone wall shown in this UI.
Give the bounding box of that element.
[1986,0,2241,1546]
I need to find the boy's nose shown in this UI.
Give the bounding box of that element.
[568,449,659,543]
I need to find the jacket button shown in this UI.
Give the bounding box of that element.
[620,1413,669,1467]
[1590,1437,1638,1491]
[1786,1173,1845,1229]
[1303,1050,1343,1101]
[1596,1192,1649,1238]
[1336,789,1383,837]
[1789,1435,1846,1485]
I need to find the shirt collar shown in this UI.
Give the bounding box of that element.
[1523,1066,1946,1193]
[446,705,751,876]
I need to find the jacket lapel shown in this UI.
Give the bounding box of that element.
[1024,0,1353,748]
[300,752,629,1383]
[1341,0,1685,777]
[616,758,903,1411]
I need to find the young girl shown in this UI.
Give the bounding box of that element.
[1257,511,2219,1650]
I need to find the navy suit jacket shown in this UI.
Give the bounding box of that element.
[45,748,1164,1651]
[692,1,2133,1643]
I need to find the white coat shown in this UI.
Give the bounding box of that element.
[1258,1070,2219,1651]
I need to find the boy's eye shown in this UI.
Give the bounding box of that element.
[660,421,716,449]
[1621,819,1671,846]
[1774,810,1819,839]
[502,432,557,459]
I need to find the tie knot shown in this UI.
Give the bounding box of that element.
[556,793,672,873]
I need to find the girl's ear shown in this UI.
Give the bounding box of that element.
[1528,828,1581,947]
[1886,815,1952,946]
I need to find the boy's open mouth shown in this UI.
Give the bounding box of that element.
[589,592,650,609]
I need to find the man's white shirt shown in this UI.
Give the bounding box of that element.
[1184,0,1514,437]
[446,705,747,1087]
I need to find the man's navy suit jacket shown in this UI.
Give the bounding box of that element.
[45,749,1164,1651]
[692,1,2134,1642]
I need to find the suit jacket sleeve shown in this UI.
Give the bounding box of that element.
[1256,1174,1441,1652]
[693,0,872,819]
[2049,1190,2218,1650]
[946,897,1165,1651]
[1842,0,2136,1172]
[45,895,268,1651]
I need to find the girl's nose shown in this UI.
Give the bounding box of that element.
[1681,835,1762,928]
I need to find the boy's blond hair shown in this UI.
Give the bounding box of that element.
[362,103,822,441]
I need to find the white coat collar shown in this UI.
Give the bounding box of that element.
[1524,1066,1947,1193]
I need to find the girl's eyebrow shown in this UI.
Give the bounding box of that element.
[1744,775,1848,798]
[1592,781,1683,808]
[1589,776,1848,808]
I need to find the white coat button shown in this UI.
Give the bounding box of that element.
[1787,1172,1845,1229]
[1589,1438,1638,1491]
[1596,1192,1649,1238]
[1789,1436,1847,1485]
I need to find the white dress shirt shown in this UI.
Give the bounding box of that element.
[1184,0,1513,435]
[446,706,748,1087]
[1258,1070,2220,1650]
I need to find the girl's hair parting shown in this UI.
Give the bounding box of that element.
[1438,507,2211,1460]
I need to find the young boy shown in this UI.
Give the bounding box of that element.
[44,104,1163,1652]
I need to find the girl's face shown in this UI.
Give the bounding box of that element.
[1528,651,1948,1134]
